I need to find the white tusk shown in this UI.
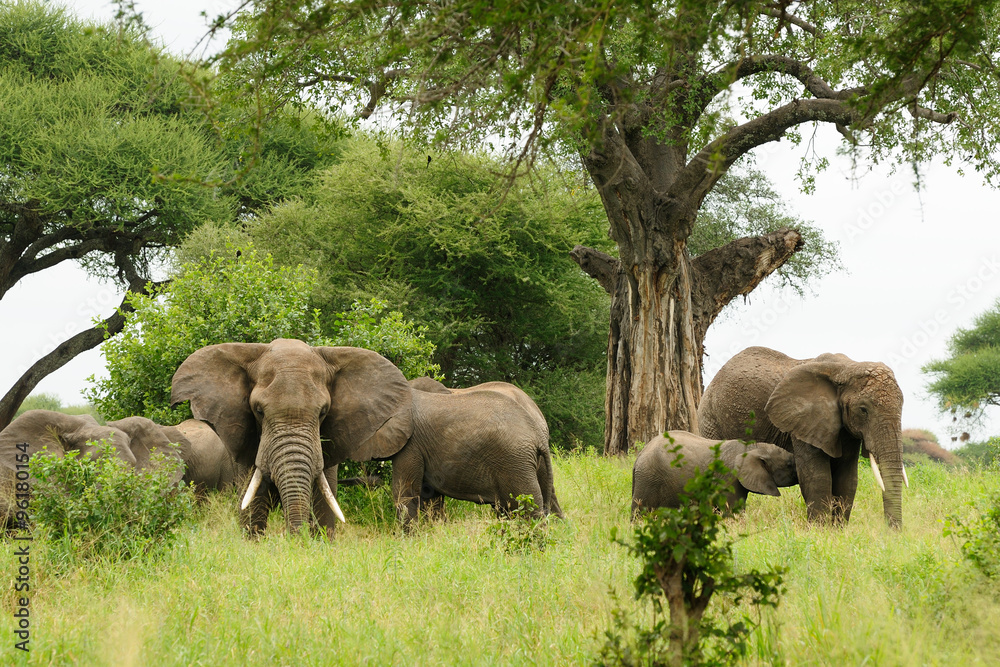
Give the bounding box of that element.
[318,472,346,523]
[870,456,886,492]
[240,467,263,511]
[902,463,909,488]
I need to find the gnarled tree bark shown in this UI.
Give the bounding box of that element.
[573,229,802,455]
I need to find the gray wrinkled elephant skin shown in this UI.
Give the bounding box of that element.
[631,430,797,516]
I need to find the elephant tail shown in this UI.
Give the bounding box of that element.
[536,446,564,518]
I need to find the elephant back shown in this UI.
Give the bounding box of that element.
[698,347,799,449]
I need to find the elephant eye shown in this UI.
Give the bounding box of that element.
[859,406,869,417]
[319,406,329,419]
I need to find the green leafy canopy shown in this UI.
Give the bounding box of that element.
[923,298,1000,421]
[86,245,440,423]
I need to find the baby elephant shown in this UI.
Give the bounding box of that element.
[631,430,797,516]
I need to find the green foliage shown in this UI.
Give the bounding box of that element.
[944,493,1000,578]
[924,299,1000,420]
[602,438,785,666]
[328,298,441,380]
[15,392,103,421]
[87,245,439,422]
[29,441,194,567]
[953,437,1000,468]
[487,494,553,554]
[87,246,322,423]
[0,1,230,284]
[213,1,1000,181]
[183,136,611,448]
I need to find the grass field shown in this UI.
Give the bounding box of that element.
[2,453,999,666]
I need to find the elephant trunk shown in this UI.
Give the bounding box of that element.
[869,424,904,529]
[262,434,321,535]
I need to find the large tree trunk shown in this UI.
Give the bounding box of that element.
[573,229,803,455]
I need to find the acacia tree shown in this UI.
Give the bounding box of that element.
[210,0,1000,453]
[924,299,1000,425]
[0,3,341,428]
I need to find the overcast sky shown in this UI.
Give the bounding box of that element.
[4,1,999,445]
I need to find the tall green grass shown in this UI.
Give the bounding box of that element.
[3,454,998,665]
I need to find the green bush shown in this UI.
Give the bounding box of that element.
[599,439,785,667]
[486,494,553,553]
[87,246,439,423]
[29,441,195,567]
[944,493,1000,578]
[326,298,441,380]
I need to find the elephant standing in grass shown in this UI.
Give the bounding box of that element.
[171,339,412,538]
[0,410,187,526]
[698,346,907,527]
[171,339,562,537]
[631,431,797,517]
[407,376,557,522]
[395,386,563,527]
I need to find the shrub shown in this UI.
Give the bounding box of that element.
[29,441,195,566]
[486,494,553,553]
[944,493,1000,578]
[598,439,785,667]
[326,298,441,380]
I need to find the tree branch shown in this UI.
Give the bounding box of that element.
[690,228,804,344]
[762,5,819,36]
[569,245,620,295]
[670,97,863,219]
[0,274,163,430]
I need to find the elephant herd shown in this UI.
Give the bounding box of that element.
[0,340,909,537]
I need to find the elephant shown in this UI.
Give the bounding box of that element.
[407,377,548,436]
[406,377,556,522]
[162,419,236,495]
[394,386,563,527]
[171,339,413,538]
[631,430,798,517]
[0,410,187,526]
[698,346,906,527]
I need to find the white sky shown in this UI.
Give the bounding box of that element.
[4,1,999,445]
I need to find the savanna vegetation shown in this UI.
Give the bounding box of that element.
[2,453,999,665]
[208,0,1000,454]
[4,2,1000,664]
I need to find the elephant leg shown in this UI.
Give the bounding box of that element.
[793,439,834,524]
[419,483,446,522]
[831,439,862,525]
[391,446,424,531]
[498,476,545,519]
[310,465,340,540]
[240,476,277,538]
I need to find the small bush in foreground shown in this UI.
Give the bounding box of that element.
[944,492,1000,578]
[487,494,553,553]
[29,441,195,567]
[598,441,785,667]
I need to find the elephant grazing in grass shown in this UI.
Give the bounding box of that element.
[631,430,797,517]
[698,346,907,527]
[398,384,563,527]
[171,339,562,538]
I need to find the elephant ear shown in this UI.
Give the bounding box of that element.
[765,361,843,458]
[316,347,414,465]
[0,410,134,468]
[171,343,268,467]
[734,448,781,497]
